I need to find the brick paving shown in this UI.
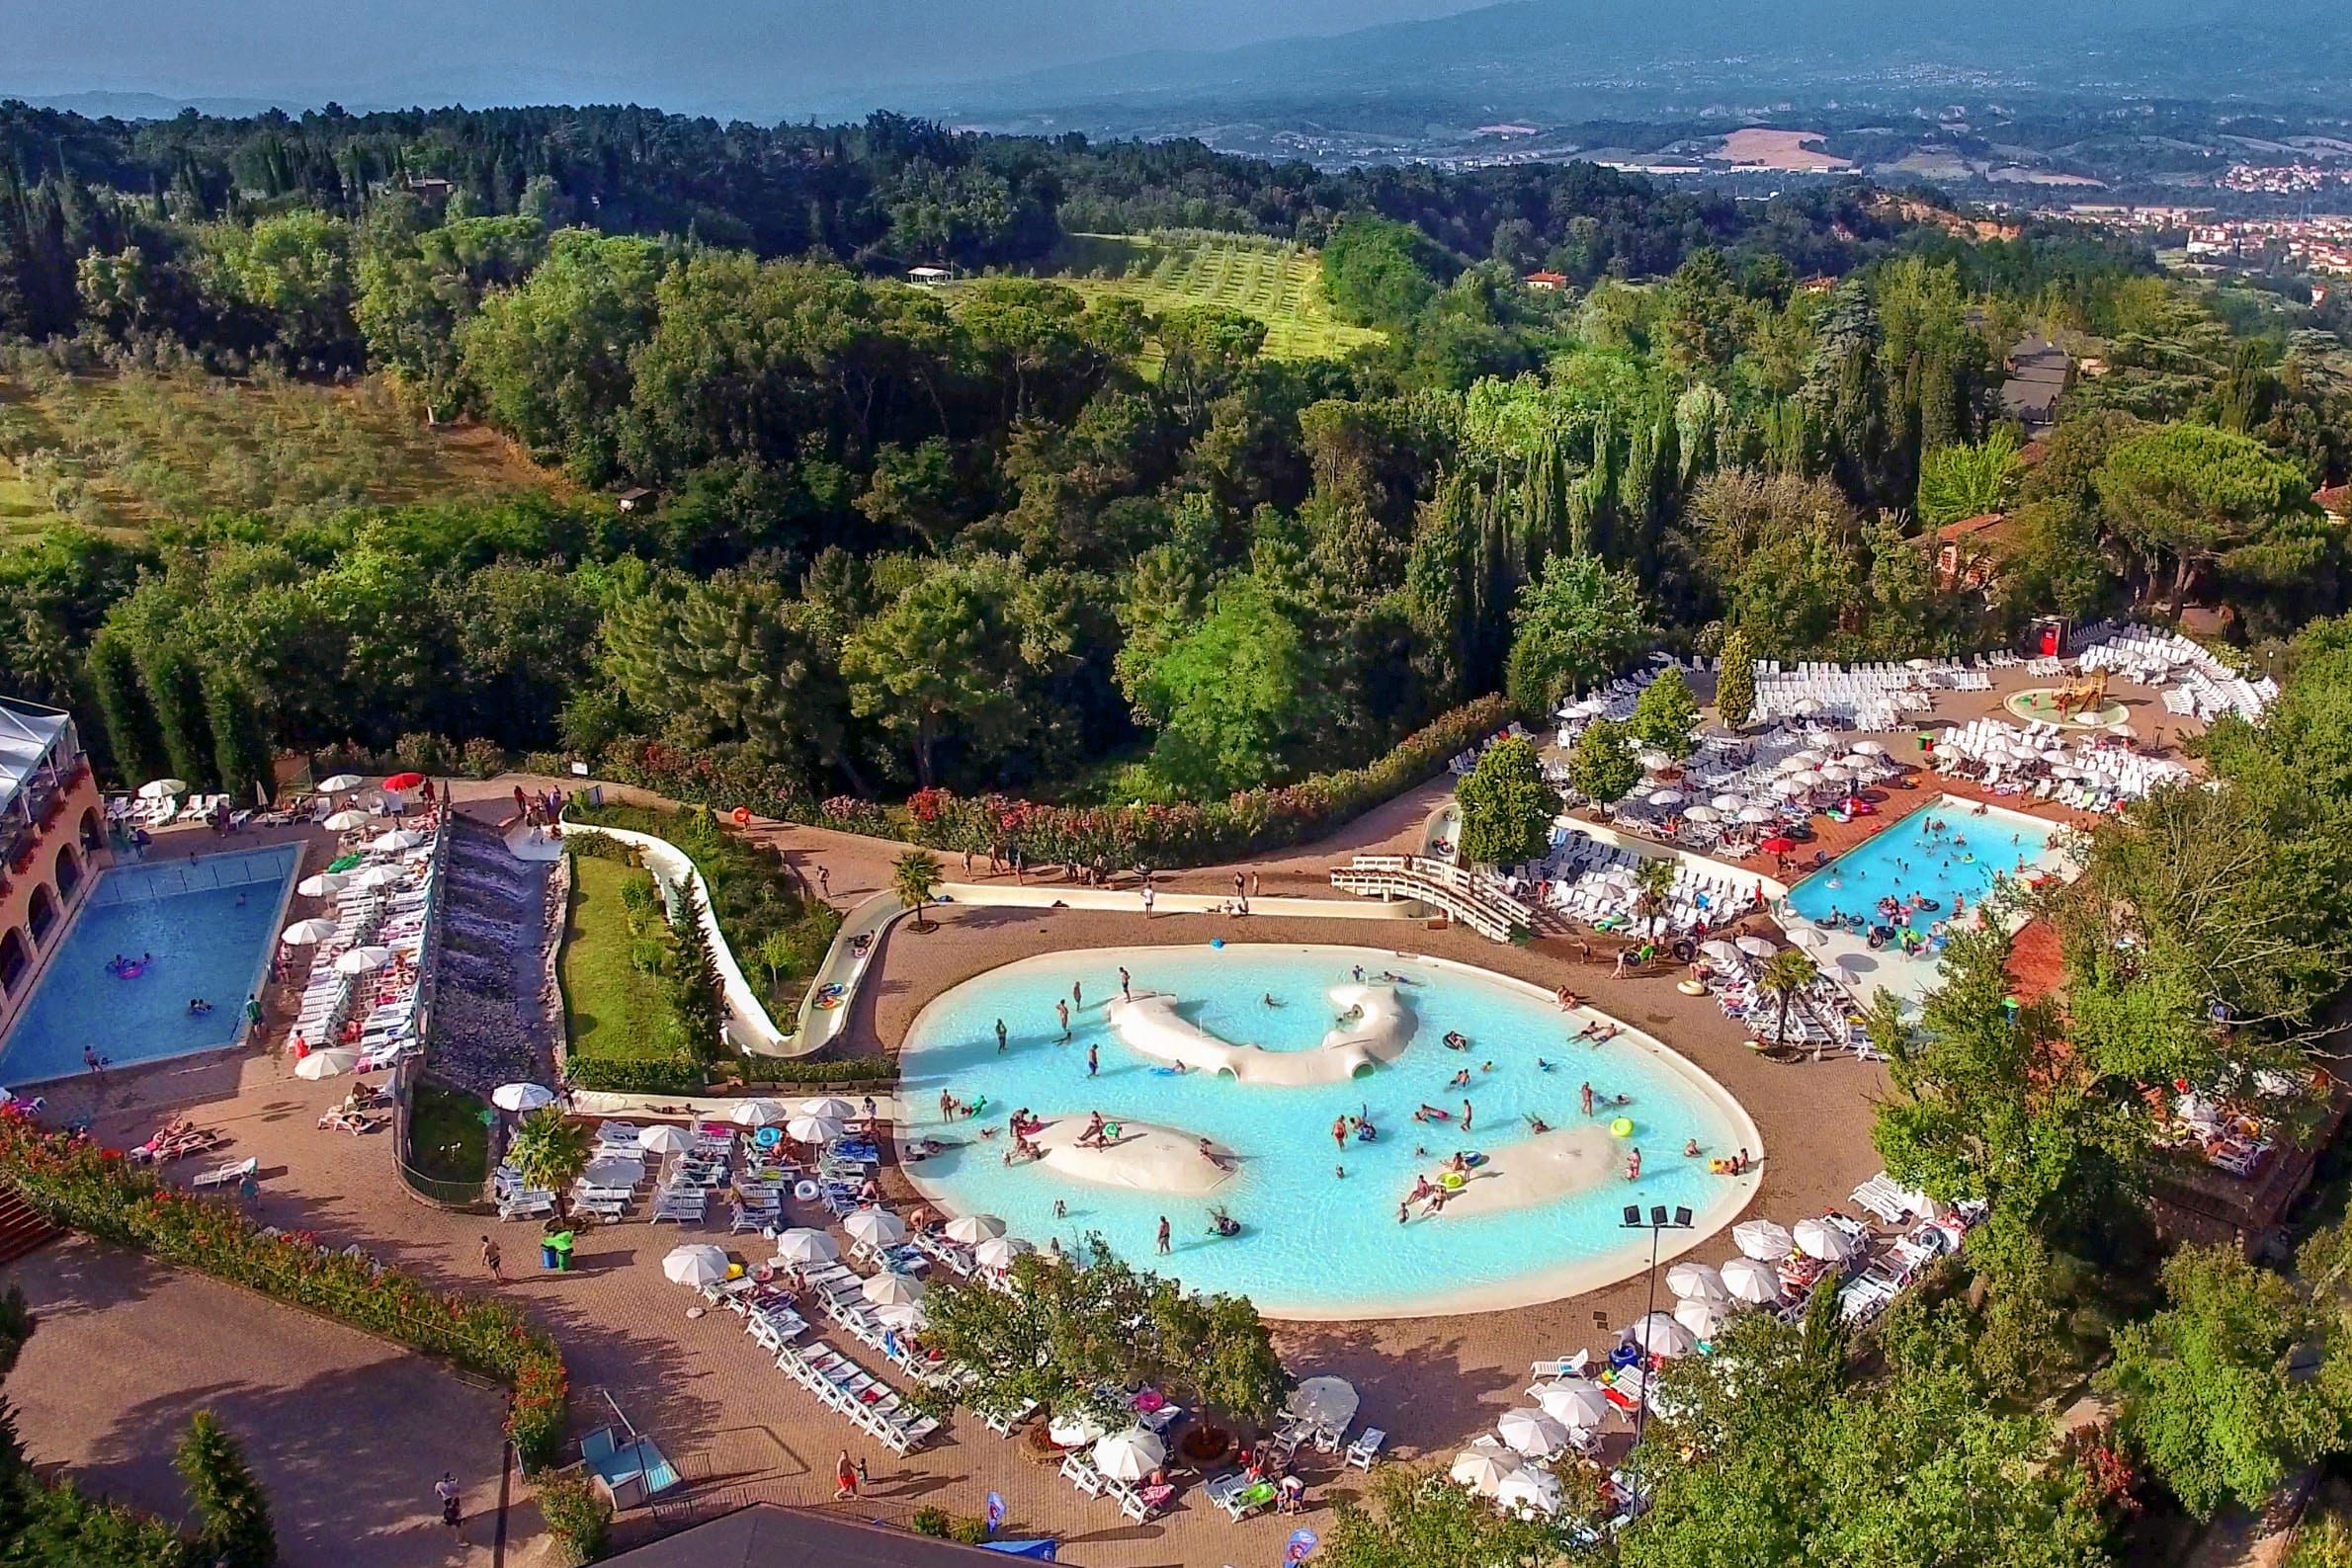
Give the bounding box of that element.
[11,780,1892,1567]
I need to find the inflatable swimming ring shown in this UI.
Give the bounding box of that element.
[753,1263,774,1283]
[1439,1171,1467,1191]
[1610,1116,1635,1137]
[732,806,752,825]
[812,984,845,1011]
[1463,1151,1487,1168]
[1961,854,1975,864]
[1677,979,1708,996]
[114,961,145,979]
[795,1180,820,1202]
[753,1126,782,1148]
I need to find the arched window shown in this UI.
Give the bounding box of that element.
[78,807,102,853]
[0,928,26,995]
[52,844,80,901]
[26,884,56,945]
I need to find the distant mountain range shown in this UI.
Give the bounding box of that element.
[914,0,2352,132]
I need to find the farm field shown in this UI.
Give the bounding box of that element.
[0,360,558,545]
[986,231,1385,364]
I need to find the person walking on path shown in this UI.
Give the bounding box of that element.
[1141,884,1155,918]
[963,848,973,875]
[1156,1215,1172,1255]
[1087,1042,1099,1077]
[479,1235,501,1279]
[834,1449,860,1501]
[1250,871,1261,900]
[996,1018,1008,1053]
[435,1473,461,1527]
[816,865,831,900]
[1119,967,1132,1001]
[1056,1000,1070,1041]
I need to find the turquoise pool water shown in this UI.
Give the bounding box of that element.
[0,845,300,1085]
[895,944,1757,1318]
[1785,794,2061,931]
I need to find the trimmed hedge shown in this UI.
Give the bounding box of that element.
[0,1114,568,1469]
[589,693,1516,869]
[561,1051,898,1095]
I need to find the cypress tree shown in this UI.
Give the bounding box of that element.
[205,668,275,809]
[139,645,217,791]
[175,1410,278,1568]
[88,633,169,788]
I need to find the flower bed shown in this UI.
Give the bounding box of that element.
[0,1112,569,1468]
[592,694,1516,868]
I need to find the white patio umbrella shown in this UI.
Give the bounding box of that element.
[1535,1380,1612,1430]
[1794,1217,1858,1262]
[877,1300,929,1333]
[1785,925,1828,949]
[1638,749,1674,772]
[1839,752,1881,771]
[861,1271,925,1308]
[1449,1444,1521,1496]
[295,871,348,899]
[294,1048,359,1079]
[1699,939,1742,963]
[1721,1256,1786,1304]
[1818,765,1852,784]
[1737,804,1776,823]
[372,828,425,852]
[1496,1466,1563,1518]
[1779,751,1822,772]
[1773,777,1811,798]
[786,1114,843,1145]
[581,1154,643,1188]
[1733,935,1778,958]
[1648,787,1686,807]
[1048,1411,1107,1447]
[1852,740,1889,756]
[1625,1311,1699,1359]
[798,1097,858,1121]
[334,945,393,975]
[662,1244,730,1287]
[323,809,372,831]
[1712,793,1746,812]
[317,773,364,793]
[1496,1407,1571,1457]
[1286,1375,1360,1434]
[1732,1218,1795,1260]
[728,1099,789,1128]
[280,918,339,947]
[844,1208,907,1248]
[351,864,405,889]
[943,1213,1005,1245]
[491,1082,555,1113]
[973,1236,1033,1271]
[638,1124,692,1156]
[773,1228,839,1265]
[1674,1296,1731,1339]
[1788,770,1825,788]
[1666,1261,1730,1303]
[1683,804,1720,823]
[138,778,188,799]
[1093,1428,1165,1482]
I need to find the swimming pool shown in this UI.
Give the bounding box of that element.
[895,944,1761,1319]
[0,844,300,1085]
[1785,794,2064,932]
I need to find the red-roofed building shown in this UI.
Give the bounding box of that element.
[1923,511,2028,592]
[2317,483,2351,526]
[1523,270,1568,291]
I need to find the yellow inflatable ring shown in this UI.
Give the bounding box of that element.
[1610,1117,1635,1138]
[1676,979,1707,996]
[1439,1171,1466,1190]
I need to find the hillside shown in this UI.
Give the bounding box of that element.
[984,232,1385,365]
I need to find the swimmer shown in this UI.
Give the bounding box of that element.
[1528,1114,1551,1134]
[1480,1060,1495,1072]
[1536,1057,1553,1071]
[1448,1069,1470,1089]
[1334,1165,1344,1179]
[1580,1081,1595,1116]
[1351,965,1365,983]
[1683,1138,1700,1157]
[1053,1198,1067,1218]
[1263,993,1281,1008]
[1443,1031,1470,1051]
[1332,1115,1349,1152]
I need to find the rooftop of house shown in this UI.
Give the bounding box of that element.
[2317,482,2351,517]
[0,700,73,816]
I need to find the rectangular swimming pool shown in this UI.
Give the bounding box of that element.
[0,844,300,1085]
[1785,794,2063,931]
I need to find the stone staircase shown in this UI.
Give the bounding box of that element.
[0,1185,58,1269]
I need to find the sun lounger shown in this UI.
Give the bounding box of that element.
[192,1156,257,1189]
[1345,1428,1386,1469]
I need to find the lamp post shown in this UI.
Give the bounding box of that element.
[1621,1202,1693,1452]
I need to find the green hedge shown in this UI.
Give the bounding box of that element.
[561,1051,898,1095]
[730,1054,896,1086]
[0,1114,568,1469]
[590,693,1516,869]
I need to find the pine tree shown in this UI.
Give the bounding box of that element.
[175,1410,278,1568]
[664,882,727,1060]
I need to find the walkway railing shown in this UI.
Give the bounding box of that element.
[1328,854,1534,943]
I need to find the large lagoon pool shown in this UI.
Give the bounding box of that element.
[0,845,300,1085]
[895,944,1760,1319]
[1785,793,2064,931]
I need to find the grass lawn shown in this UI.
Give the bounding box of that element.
[0,361,559,545]
[405,1076,490,1188]
[952,231,1386,366]
[558,854,668,1060]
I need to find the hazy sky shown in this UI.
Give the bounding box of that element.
[0,0,1494,116]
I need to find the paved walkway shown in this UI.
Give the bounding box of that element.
[2,1237,521,1568]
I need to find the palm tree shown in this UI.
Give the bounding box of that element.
[893,850,945,932]
[506,1107,591,1217]
[1632,858,1677,939]
[1756,949,1821,1055]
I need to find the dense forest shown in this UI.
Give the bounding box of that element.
[0,104,2344,826]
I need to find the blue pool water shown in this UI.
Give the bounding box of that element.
[896,944,1756,1318]
[0,845,300,1085]
[1785,794,2062,930]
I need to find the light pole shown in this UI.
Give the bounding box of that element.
[1620,1202,1693,1453]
